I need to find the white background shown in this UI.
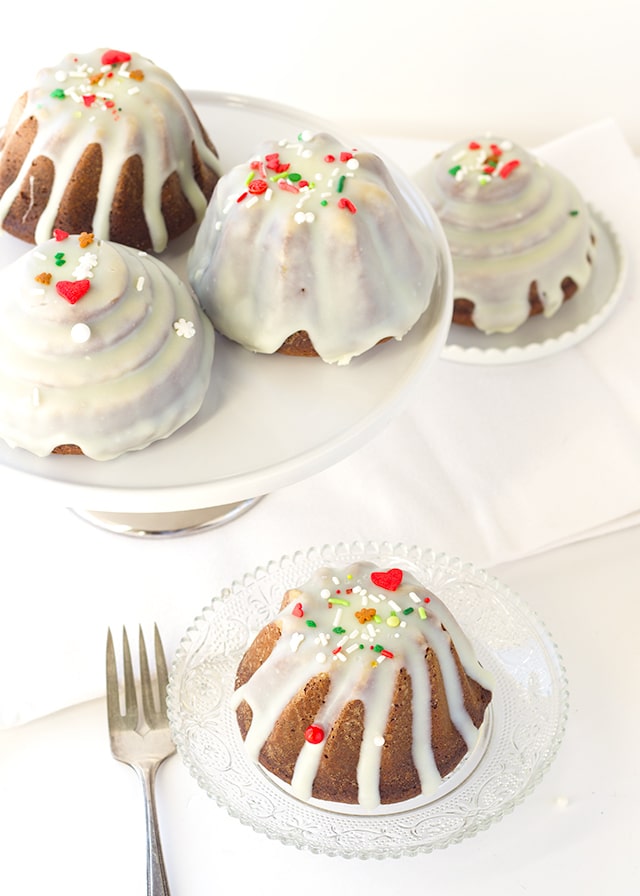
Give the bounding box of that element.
[1,1,639,150]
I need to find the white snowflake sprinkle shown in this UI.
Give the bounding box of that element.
[173,318,196,339]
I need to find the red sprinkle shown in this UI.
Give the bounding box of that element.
[332,646,342,655]
[370,569,403,592]
[292,602,304,618]
[324,154,336,163]
[248,179,268,195]
[82,94,96,107]
[468,141,481,150]
[499,159,521,179]
[340,151,353,162]
[381,649,395,659]
[337,198,357,214]
[55,279,91,304]
[278,180,299,193]
[53,229,69,242]
[304,725,325,745]
[101,50,132,66]
[236,191,248,203]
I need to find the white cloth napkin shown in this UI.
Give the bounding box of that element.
[1,118,639,729]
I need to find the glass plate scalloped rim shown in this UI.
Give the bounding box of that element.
[167,541,569,859]
[441,205,627,364]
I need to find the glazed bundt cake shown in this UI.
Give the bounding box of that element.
[0,230,214,460]
[0,48,222,252]
[233,562,493,809]
[415,136,596,334]
[188,131,438,365]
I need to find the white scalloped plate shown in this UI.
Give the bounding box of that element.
[442,205,627,364]
[167,541,569,859]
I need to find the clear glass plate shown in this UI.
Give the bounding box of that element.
[167,541,569,858]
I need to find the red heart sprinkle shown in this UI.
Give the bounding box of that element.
[82,94,96,107]
[292,602,304,618]
[53,229,69,242]
[101,49,131,65]
[55,279,90,304]
[370,568,403,592]
[304,724,324,745]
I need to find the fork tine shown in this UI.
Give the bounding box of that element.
[153,624,170,709]
[138,625,156,725]
[105,628,121,721]
[121,627,139,726]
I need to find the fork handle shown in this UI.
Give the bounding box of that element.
[137,763,171,896]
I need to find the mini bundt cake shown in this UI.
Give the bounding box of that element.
[415,136,596,334]
[0,230,214,460]
[188,131,438,365]
[0,48,222,252]
[233,562,493,809]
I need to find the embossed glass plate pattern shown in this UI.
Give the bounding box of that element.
[167,542,569,858]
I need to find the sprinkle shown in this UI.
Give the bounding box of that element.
[381,649,394,659]
[236,191,248,203]
[50,88,66,100]
[373,735,385,747]
[136,276,145,292]
[386,614,400,628]
[336,175,346,193]
[333,626,346,635]
[337,198,357,214]
[346,158,359,170]
[402,607,414,615]
[324,154,336,163]
[339,151,354,162]
[409,592,421,603]
[569,209,579,216]
[332,645,342,655]
[370,569,403,591]
[248,178,268,195]
[291,602,304,618]
[34,272,51,285]
[330,598,350,607]
[55,279,90,304]
[320,589,331,599]
[173,318,196,339]
[305,619,317,628]
[388,600,401,613]
[71,322,91,344]
[355,608,376,624]
[448,164,462,177]
[290,632,305,652]
[499,159,521,179]
[53,229,69,242]
[315,652,326,663]
[418,607,427,619]
[78,232,94,248]
[54,252,66,267]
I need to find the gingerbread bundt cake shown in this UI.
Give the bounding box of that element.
[415,136,596,334]
[0,48,222,253]
[188,132,438,365]
[0,231,214,460]
[233,562,493,809]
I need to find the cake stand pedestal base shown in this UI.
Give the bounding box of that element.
[70,496,263,537]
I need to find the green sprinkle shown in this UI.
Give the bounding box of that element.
[305,620,317,628]
[50,88,66,100]
[448,165,461,177]
[54,252,66,267]
[336,175,346,193]
[569,209,579,216]
[245,171,255,185]
[373,644,383,652]
[330,598,351,607]
[402,607,414,615]
[320,200,328,206]
[333,626,346,634]
[373,614,382,623]
[418,607,427,619]
[288,172,302,182]
[358,643,365,649]
[270,172,290,181]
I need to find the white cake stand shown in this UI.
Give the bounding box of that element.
[0,93,453,536]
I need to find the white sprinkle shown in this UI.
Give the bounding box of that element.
[215,221,222,231]
[409,591,421,603]
[388,600,401,613]
[55,70,67,83]
[299,130,313,141]
[332,576,340,585]
[333,651,347,662]
[555,796,570,809]
[316,632,330,647]
[71,322,91,344]
[294,211,306,224]
[290,632,305,652]
[373,735,385,747]
[33,251,47,261]
[348,629,359,639]
[30,288,45,296]
[333,608,343,627]
[346,643,360,654]
[320,588,331,599]
[315,652,327,664]
[376,654,387,664]
[136,276,145,292]
[301,149,313,159]
[346,158,359,170]
[366,623,376,638]
[264,188,273,201]
[368,594,380,603]
[127,86,140,96]
[452,149,466,161]
[246,196,259,209]
[500,140,513,151]
[337,635,348,648]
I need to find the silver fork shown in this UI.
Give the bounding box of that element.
[106,625,176,896]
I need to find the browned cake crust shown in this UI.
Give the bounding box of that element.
[51,444,83,455]
[0,98,220,251]
[235,613,492,805]
[453,235,596,328]
[277,330,392,357]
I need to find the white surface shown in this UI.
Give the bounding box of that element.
[0,3,639,153]
[0,92,452,513]
[1,526,638,894]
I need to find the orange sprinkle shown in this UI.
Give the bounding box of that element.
[129,70,145,82]
[78,232,94,248]
[35,272,52,285]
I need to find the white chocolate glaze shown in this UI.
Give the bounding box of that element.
[0,233,214,460]
[0,48,222,252]
[232,562,493,809]
[415,136,595,333]
[188,132,437,365]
